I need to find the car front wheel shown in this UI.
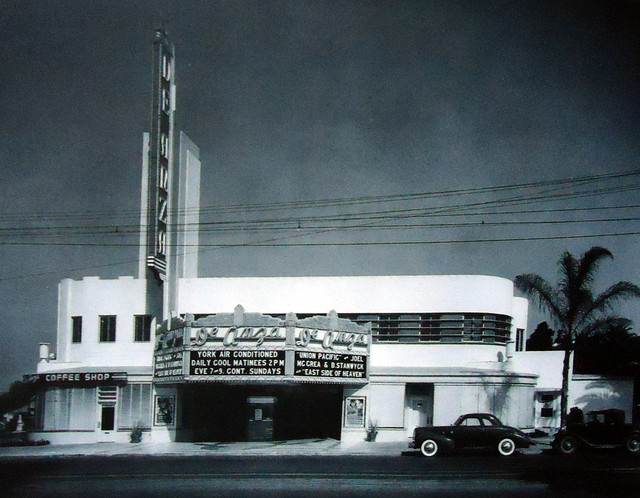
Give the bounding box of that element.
[497,437,516,456]
[557,435,578,455]
[420,439,439,457]
[625,434,640,454]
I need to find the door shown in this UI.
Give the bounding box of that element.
[101,405,115,429]
[453,414,487,449]
[246,396,275,442]
[405,395,433,437]
[97,386,118,442]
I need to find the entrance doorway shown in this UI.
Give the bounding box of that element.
[405,384,434,437]
[179,384,343,442]
[247,396,275,441]
[101,406,115,430]
[97,386,118,441]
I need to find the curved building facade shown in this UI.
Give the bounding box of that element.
[31,272,539,444]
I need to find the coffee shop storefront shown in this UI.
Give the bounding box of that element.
[151,305,371,442]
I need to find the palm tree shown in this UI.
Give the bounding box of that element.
[515,246,640,428]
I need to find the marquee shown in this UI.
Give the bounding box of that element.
[154,305,371,384]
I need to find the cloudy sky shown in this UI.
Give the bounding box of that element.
[1,0,639,390]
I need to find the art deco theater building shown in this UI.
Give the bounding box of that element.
[28,31,559,445]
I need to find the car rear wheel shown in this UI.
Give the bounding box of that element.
[420,439,439,457]
[625,434,640,454]
[557,435,578,455]
[497,437,516,456]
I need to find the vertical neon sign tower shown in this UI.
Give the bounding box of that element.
[146,28,175,281]
[139,29,200,320]
[138,28,176,323]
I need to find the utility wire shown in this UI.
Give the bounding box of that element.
[2,170,639,282]
[1,168,638,224]
[1,183,639,235]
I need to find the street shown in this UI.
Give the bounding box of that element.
[2,452,640,497]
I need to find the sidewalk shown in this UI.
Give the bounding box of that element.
[0,437,552,459]
[0,439,402,458]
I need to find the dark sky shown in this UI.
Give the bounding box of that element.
[1,0,639,390]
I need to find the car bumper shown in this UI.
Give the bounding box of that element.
[520,438,535,448]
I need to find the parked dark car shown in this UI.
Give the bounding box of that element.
[553,408,640,455]
[409,413,534,457]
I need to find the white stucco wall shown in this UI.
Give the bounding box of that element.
[371,343,508,368]
[432,379,535,429]
[177,274,523,316]
[175,275,526,369]
[511,297,529,333]
[53,276,153,368]
[569,375,635,422]
[510,351,565,389]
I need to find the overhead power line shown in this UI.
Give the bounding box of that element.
[1,231,639,248]
[1,182,639,236]
[0,168,638,224]
[1,169,639,283]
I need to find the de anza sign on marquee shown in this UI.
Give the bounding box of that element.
[154,305,370,384]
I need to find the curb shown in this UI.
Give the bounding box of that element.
[0,439,552,459]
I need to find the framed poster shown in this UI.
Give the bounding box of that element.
[344,396,365,427]
[154,395,175,426]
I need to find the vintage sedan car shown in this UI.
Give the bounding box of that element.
[409,413,534,457]
[553,409,640,455]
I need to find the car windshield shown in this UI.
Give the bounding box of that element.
[586,412,606,423]
[483,415,501,426]
[459,417,483,426]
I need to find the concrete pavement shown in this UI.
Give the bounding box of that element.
[0,437,552,459]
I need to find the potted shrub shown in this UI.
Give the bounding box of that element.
[365,419,378,442]
[129,424,144,443]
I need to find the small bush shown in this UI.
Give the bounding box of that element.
[365,419,378,442]
[129,425,144,443]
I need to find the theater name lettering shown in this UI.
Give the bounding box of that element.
[293,328,367,351]
[190,326,283,347]
[184,326,368,351]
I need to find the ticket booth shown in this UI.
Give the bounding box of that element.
[247,396,276,441]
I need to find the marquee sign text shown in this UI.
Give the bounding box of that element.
[189,350,286,376]
[294,351,367,379]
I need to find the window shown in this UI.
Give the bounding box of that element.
[71,316,82,343]
[118,384,152,430]
[348,312,513,344]
[421,315,440,342]
[540,394,555,403]
[541,407,554,418]
[398,315,421,343]
[134,315,153,342]
[99,315,117,342]
[463,314,483,342]
[378,316,399,342]
[460,417,482,426]
[42,388,96,431]
[516,328,525,352]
